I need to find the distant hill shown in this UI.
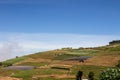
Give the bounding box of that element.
[0,41,120,80]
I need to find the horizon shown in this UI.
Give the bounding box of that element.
[0,33,120,61]
[0,0,120,61]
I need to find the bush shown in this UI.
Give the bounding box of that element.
[88,71,94,80]
[76,70,83,80]
[2,62,12,67]
[109,40,120,45]
[0,62,2,66]
[116,60,120,68]
[51,67,70,70]
[99,68,120,80]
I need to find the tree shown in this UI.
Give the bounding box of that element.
[109,40,120,45]
[0,62,2,66]
[76,70,83,80]
[88,71,94,80]
[116,60,120,68]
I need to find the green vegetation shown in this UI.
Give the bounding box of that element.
[0,69,19,76]
[1,57,28,67]
[99,68,120,80]
[88,72,94,80]
[71,65,110,79]
[116,60,120,68]
[67,49,98,56]
[0,41,120,80]
[2,62,13,67]
[51,66,70,70]
[12,70,33,79]
[11,68,66,80]
[109,40,120,45]
[76,70,83,80]
[3,57,28,65]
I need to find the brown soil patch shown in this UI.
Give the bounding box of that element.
[0,77,22,80]
[83,55,120,66]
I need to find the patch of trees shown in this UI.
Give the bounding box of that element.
[76,71,94,80]
[109,40,120,45]
[76,68,120,80]
[61,47,73,50]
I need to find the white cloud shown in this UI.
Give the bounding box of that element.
[0,32,120,61]
[0,41,21,61]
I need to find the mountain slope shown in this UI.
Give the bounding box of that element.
[0,43,120,80]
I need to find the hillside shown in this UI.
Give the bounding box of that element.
[0,42,120,80]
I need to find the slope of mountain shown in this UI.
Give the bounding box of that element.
[0,42,120,80]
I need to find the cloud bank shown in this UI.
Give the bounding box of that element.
[0,32,120,61]
[0,41,21,61]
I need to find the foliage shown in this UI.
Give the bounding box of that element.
[71,65,109,79]
[0,62,2,66]
[116,60,120,68]
[88,71,94,80]
[3,57,28,65]
[51,66,70,70]
[2,62,12,67]
[53,54,79,60]
[99,68,120,80]
[76,70,83,80]
[109,40,120,45]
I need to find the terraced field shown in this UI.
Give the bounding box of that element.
[0,43,120,80]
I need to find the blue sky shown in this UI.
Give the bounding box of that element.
[0,0,120,34]
[0,0,120,61]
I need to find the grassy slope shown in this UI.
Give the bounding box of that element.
[0,44,120,80]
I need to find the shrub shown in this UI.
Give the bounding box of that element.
[109,40,120,45]
[76,70,83,80]
[99,68,120,80]
[16,56,19,58]
[88,71,94,80]
[116,60,120,68]
[3,62,12,67]
[0,62,2,66]
[51,67,70,70]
